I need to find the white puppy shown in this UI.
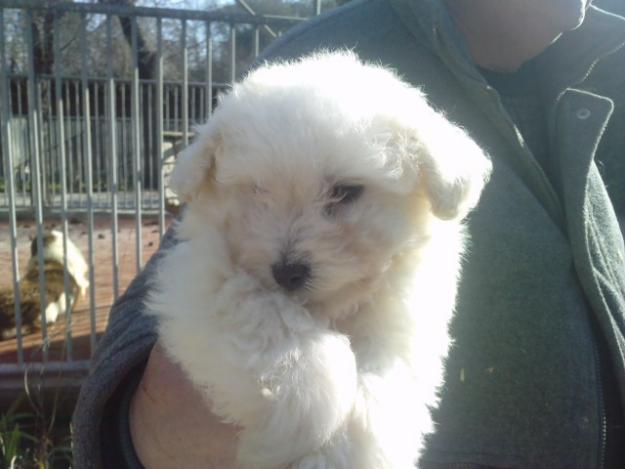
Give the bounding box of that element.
[147,51,491,468]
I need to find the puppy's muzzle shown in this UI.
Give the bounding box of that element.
[271,261,311,292]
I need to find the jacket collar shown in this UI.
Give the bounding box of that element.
[534,6,625,100]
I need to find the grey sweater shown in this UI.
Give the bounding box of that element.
[72,1,625,467]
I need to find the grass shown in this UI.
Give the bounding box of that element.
[0,385,73,469]
[0,331,81,469]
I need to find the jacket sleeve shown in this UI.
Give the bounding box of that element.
[71,229,177,469]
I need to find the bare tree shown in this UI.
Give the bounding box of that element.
[98,0,156,79]
[29,0,75,75]
[31,10,55,74]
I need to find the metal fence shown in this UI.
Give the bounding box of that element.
[2,75,231,212]
[0,0,310,382]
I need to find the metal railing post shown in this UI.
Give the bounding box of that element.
[54,11,74,360]
[131,15,143,273]
[0,9,24,365]
[156,17,165,239]
[79,13,97,354]
[181,19,189,148]
[107,14,120,301]
[25,9,49,360]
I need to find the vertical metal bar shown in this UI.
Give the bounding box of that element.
[314,0,321,16]
[139,76,144,205]
[131,16,143,272]
[106,15,120,300]
[45,79,55,205]
[37,80,47,205]
[198,84,205,124]
[25,10,49,360]
[50,80,58,206]
[64,80,73,206]
[80,13,97,353]
[74,78,83,206]
[156,17,165,239]
[16,81,27,205]
[190,85,195,127]
[146,83,152,208]
[54,11,74,361]
[173,82,179,133]
[206,21,213,120]
[200,86,205,124]
[229,24,236,85]
[10,81,18,201]
[94,80,101,198]
[125,81,130,210]
[164,83,168,131]
[253,25,260,58]
[126,81,132,210]
[181,19,188,148]
[102,84,110,200]
[0,9,24,365]
[120,83,127,208]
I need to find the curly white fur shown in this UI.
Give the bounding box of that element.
[147,51,491,468]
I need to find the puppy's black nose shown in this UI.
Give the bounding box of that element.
[271,262,310,291]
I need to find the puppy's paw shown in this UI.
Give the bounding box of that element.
[234,331,358,469]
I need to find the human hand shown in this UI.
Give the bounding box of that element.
[129,342,240,469]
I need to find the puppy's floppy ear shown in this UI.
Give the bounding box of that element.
[413,110,492,220]
[170,122,221,203]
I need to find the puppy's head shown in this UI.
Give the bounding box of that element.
[172,51,491,318]
[29,230,90,295]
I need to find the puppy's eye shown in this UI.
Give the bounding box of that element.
[325,184,364,216]
[330,184,364,204]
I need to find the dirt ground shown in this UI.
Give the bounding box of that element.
[0,214,171,364]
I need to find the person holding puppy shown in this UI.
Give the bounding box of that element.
[73,0,625,468]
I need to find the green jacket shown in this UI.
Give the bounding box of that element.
[261,0,625,466]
